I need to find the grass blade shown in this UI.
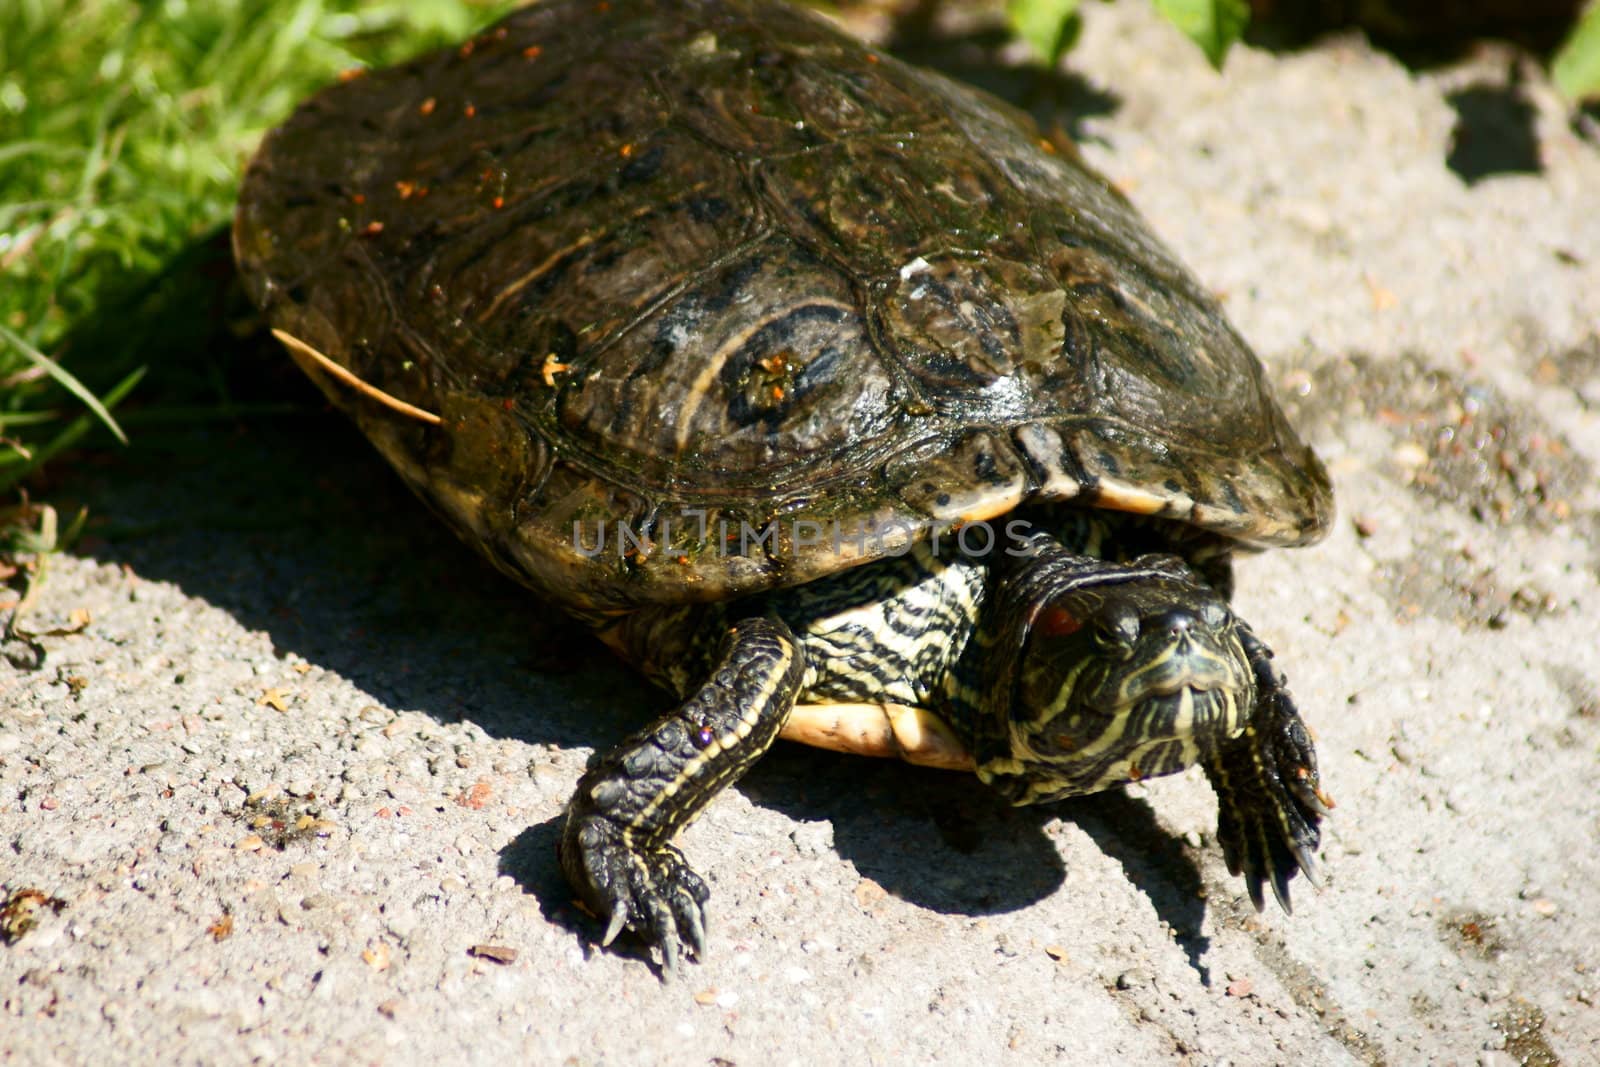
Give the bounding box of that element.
[0,322,134,446]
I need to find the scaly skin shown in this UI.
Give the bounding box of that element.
[563,516,1328,974]
[559,617,804,975]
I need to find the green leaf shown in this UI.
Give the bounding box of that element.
[1553,3,1600,103]
[1151,0,1250,69]
[1006,0,1082,66]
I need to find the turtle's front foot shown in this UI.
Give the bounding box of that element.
[1207,625,1334,913]
[557,616,805,975]
[559,808,709,974]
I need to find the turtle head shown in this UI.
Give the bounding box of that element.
[977,555,1254,805]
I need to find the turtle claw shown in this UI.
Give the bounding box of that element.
[1210,726,1324,915]
[1245,872,1267,915]
[560,811,711,974]
[1292,840,1323,891]
[601,904,630,948]
[1269,863,1294,915]
[1208,637,1328,913]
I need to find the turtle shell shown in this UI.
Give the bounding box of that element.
[233,0,1331,612]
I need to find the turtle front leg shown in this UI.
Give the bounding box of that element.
[558,616,805,974]
[1206,622,1333,913]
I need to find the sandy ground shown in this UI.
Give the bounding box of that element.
[3,2,1598,1064]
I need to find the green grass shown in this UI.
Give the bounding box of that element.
[0,0,520,494]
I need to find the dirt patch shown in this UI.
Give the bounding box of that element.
[1283,352,1591,532]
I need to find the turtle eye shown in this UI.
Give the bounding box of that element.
[1091,604,1140,650]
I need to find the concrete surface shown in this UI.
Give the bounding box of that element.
[3,2,1598,1063]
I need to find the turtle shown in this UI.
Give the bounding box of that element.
[233,0,1335,973]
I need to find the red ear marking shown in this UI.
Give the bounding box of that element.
[1036,605,1082,637]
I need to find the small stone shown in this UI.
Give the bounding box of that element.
[455,780,492,810]
[1529,897,1558,917]
[467,943,518,964]
[1226,977,1253,998]
[1393,441,1429,469]
[1116,968,1152,990]
[853,878,886,910]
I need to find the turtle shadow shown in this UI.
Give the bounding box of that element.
[737,746,1066,916]
[736,747,1214,981]
[1066,790,1214,983]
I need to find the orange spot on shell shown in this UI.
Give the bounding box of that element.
[540,354,572,387]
